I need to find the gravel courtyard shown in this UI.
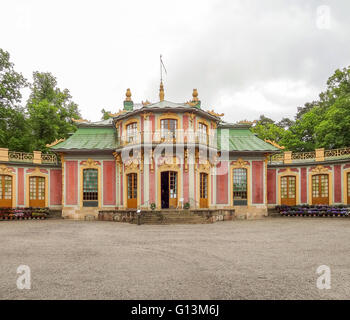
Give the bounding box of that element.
[1,218,350,300]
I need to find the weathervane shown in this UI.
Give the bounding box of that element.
[160,54,167,83]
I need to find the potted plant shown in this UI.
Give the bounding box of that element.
[150,203,156,211]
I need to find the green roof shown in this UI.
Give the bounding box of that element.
[51,127,117,151]
[217,126,279,152]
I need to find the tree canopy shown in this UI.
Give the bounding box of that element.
[251,66,350,151]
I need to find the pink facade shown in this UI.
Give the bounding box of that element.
[103,161,116,206]
[252,161,264,204]
[66,161,78,205]
[17,168,24,205]
[267,168,276,204]
[50,169,62,205]
[216,161,228,204]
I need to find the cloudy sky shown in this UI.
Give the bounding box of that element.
[1,0,350,123]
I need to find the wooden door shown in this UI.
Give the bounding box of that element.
[312,174,329,205]
[127,173,137,209]
[29,176,45,207]
[347,173,350,204]
[169,171,178,208]
[0,175,12,207]
[281,176,296,206]
[199,172,208,208]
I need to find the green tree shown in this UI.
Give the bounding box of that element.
[101,108,112,120]
[0,48,29,151]
[251,115,286,143]
[26,72,81,151]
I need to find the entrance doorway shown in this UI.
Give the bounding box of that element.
[0,175,12,207]
[281,176,296,206]
[199,172,208,208]
[127,173,137,209]
[312,174,329,205]
[161,171,177,209]
[29,176,45,207]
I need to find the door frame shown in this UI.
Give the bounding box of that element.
[0,165,16,208]
[126,172,138,209]
[279,175,297,206]
[124,169,140,209]
[277,169,300,206]
[80,159,101,208]
[230,160,251,207]
[198,171,209,208]
[343,167,350,204]
[157,166,181,209]
[308,167,332,205]
[26,167,48,207]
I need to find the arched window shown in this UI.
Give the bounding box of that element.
[198,122,208,144]
[126,122,137,143]
[233,168,247,206]
[160,119,177,140]
[0,175,12,207]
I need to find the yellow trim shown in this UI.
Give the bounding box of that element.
[277,168,300,205]
[197,118,210,133]
[229,161,251,207]
[197,168,211,208]
[123,168,141,209]
[308,167,333,205]
[0,165,16,207]
[157,164,182,209]
[343,167,350,204]
[80,160,102,208]
[25,167,48,207]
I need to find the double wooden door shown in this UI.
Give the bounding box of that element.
[29,176,45,207]
[127,173,137,209]
[312,174,329,205]
[0,175,12,207]
[280,176,296,206]
[199,173,208,208]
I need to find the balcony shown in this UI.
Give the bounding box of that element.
[117,130,217,148]
[269,147,350,165]
[0,149,60,165]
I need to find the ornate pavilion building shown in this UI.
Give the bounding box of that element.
[1,83,350,220]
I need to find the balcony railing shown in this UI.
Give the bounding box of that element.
[269,147,350,165]
[117,130,217,148]
[0,149,60,165]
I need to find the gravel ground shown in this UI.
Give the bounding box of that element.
[1,218,350,300]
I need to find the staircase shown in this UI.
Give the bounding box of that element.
[137,210,213,225]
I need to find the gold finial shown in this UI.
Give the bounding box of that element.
[125,88,132,101]
[159,81,164,101]
[208,110,224,117]
[192,89,199,102]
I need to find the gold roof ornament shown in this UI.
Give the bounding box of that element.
[125,88,132,101]
[46,138,66,148]
[159,81,165,101]
[208,110,224,117]
[142,100,151,106]
[238,120,257,125]
[109,109,127,117]
[264,139,285,150]
[192,89,199,102]
[71,118,89,123]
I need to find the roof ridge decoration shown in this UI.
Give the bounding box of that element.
[109,109,127,117]
[72,118,90,123]
[46,138,66,148]
[159,82,165,101]
[185,89,201,108]
[264,139,285,150]
[238,120,257,125]
[142,100,151,106]
[208,109,224,117]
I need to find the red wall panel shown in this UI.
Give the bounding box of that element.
[65,161,78,205]
[300,167,307,203]
[334,165,342,203]
[149,166,155,204]
[50,169,62,205]
[252,161,264,204]
[267,169,276,204]
[18,168,24,205]
[103,161,116,206]
[216,161,228,204]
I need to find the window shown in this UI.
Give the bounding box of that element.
[0,175,12,207]
[29,176,45,207]
[233,168,247,205]
[200,173,208,199]
[312,174,328,198]
[161,119,177,140]
[83,169,98,203]
[126,122,137,143]
[281,176,296,199]
[169,171,177,199]
[198,122,208,144]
